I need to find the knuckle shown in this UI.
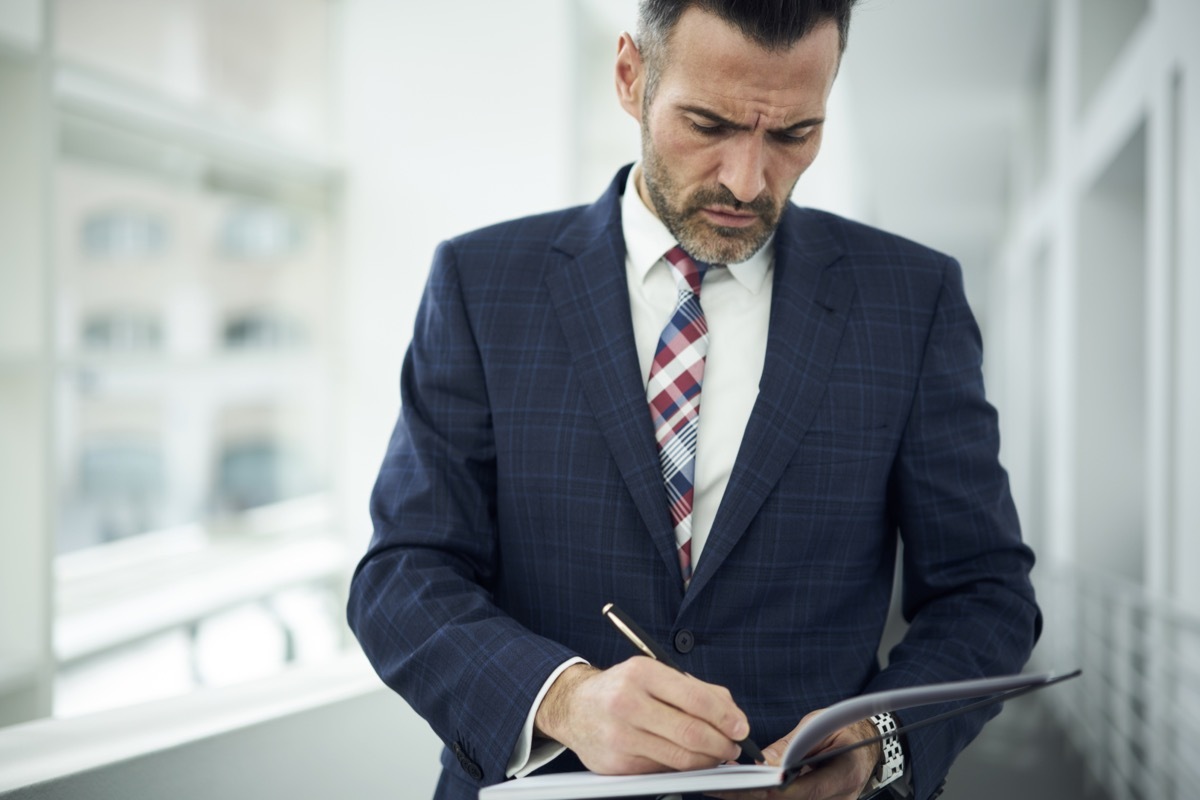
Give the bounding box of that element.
[682,685,708,712]
[676,717,708,749]
[624,657,651,678]
[604,690,635,719]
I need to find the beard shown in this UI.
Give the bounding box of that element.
[640,124,787,265]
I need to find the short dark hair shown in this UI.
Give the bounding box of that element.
[636,0,857,102]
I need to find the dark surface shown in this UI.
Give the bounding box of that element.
[945,693,1111,800]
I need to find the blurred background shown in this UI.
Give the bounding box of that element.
[0,0,1197,798]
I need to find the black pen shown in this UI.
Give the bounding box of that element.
[601,602,766,763]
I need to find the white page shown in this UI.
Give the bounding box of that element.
[480,764,781,799]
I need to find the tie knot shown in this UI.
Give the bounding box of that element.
[665,245,709,296]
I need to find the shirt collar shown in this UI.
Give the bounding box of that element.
[620,163,773,294]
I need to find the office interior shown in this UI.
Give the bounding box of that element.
[0,0,1197,797]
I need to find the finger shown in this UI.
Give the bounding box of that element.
[778,767,862,800]
[599,663,741,768]
[574,705,727,775]
[758,706,829,766]
[637,660,752,744]
[775,743,877,800]
[758,727,803,767]
[634,693,744,766]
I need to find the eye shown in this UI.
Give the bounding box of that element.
[689,120,725,136]
[775,129,814,145]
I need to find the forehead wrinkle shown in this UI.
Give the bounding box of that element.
[676,87,819,131]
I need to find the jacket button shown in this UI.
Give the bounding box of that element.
[673,629,695,654]
[452,741,484,781]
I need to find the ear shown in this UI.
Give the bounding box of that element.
[614,32,644,122]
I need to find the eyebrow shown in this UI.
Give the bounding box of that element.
[679,104,825,135]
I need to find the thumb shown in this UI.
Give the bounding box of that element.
[762,708,827,766]
[761,734,793,766]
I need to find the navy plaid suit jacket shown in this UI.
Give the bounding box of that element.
[348,165,1041,800]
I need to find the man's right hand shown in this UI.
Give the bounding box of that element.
[533,658,751,775]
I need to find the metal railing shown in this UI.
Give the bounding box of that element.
[1035,565,1200,800]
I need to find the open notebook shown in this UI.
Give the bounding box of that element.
[479,669,1081,800]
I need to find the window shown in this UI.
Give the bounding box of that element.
[222,311,308,350]
[81,209,169,261]
[81,312,163,352]
[219,204,303,262]
[0,0,351,722]
[71,436,167,550]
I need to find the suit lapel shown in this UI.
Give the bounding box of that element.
[543,168,680,579]
[683,206,855,606]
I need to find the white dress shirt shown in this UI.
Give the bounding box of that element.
[621,165,773,566]
[506,166,773,777]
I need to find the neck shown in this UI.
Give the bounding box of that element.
[633,164,660,221]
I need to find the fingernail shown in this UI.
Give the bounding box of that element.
[733,720,750,739]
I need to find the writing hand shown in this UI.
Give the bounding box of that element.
[705,711,880,800]
[534,657,751,775]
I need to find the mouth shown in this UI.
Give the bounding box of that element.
[700,207,760,229]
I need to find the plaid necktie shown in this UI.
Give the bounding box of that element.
[647,246,710,587]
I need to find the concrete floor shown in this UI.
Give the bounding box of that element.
[944,693,1111,800]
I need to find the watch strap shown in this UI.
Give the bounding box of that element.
[870,712,904,786]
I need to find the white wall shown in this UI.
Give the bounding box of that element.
[336,0,576,551]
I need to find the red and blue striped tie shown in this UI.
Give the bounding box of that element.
[647,246,710,588]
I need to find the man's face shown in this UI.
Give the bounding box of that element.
[618,9,841,264]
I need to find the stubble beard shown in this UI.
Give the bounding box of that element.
[640,121,785,265]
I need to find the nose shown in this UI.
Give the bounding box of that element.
[717,135,767,204]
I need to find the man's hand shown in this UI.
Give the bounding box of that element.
[534,658,751,775]
[706,712,881,800]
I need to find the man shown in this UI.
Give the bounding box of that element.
[348,2,1041,799]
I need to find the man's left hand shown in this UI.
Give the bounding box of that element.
[706,712,881,800]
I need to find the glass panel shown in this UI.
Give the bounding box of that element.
[1074,121,1147,584]
[54,154,335,553]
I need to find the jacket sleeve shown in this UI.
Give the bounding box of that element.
[862,256,1043,800]
[346,239,579,789]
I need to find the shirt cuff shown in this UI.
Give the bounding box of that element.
[505,657,589,779]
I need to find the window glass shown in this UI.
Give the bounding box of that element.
[48,0,344,718]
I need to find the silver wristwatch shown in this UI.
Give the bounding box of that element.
[869,712,905,789]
